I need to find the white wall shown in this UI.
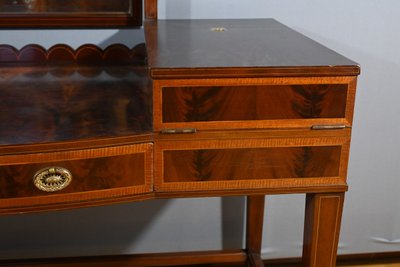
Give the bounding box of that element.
[0,29,144,49]
[1,0,400,260]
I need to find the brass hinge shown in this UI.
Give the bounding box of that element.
[311,124,347,130]
[161,128,197,134]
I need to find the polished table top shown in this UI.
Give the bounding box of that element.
[0,63,152,147]
[145,19,359,78]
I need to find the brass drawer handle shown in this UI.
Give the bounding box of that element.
[33,167,72,192]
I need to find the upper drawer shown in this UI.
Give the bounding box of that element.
[153,77,357,131]
[0,143,153,212]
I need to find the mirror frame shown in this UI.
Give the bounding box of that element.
[0,0,142,28]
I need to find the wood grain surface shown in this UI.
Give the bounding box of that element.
[0,154,145,198]
[145,0,158,20]
[145,19,360,78]
[163,146,341,182]
[302,193,345,267]
[153,76,357,131]
[0,16,361,267]
[0,44,152,146]
[0,143,153,211]
[155,134,350,193]
[162,84,347,122]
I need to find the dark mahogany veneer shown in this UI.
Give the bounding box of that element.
[0,15,360,267]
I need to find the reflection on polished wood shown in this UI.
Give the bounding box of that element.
[0,71,151,144]
[0,44,151,146]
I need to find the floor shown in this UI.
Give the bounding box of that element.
[340,265,400,267]
[179,263,400,267]
[266,264,400,267]
[250,262,400,267]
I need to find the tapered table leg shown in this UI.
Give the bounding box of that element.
[302,193,345,267]
[245,195,265,267]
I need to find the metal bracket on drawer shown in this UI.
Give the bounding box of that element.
[161,128,197,134]
[311,124,347,130]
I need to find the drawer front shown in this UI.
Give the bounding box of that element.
[0,143,153,208]
[155,136,350,192]
[153,77,357,131]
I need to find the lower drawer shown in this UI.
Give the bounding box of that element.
[155,135,350,192]
[0,143,153,210]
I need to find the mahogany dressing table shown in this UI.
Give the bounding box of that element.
[0,0,360,266]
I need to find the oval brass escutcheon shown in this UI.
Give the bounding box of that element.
[33,167,72,192]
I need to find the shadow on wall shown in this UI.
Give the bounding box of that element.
[0,29,144,50]
[222,197,246,249]
[98,29,144,49]
[0,200,169,259]
[0,197,246,259]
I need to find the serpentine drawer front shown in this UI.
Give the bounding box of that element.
[153,72,357,133]
[0,143,153,211]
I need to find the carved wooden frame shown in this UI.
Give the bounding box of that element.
[0,0,142,28]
